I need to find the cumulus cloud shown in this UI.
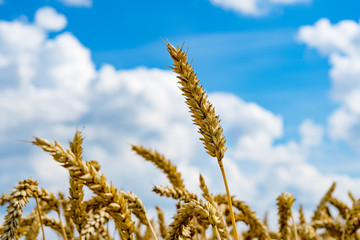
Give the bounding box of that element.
[298,18,360,148]
[58,0,92,7]
[0,13,95,131]
[209,0,260,16]
[35,7,67,31]
[208,0,311,16]
[299,119,323,147]
[270,0,309,4]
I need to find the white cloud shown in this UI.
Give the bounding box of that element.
[298,18,360,148]
[300,119,323,147]
[35,7,67,31]
[59,0,92,7]
[208,0,311,16]
[209,0,260,16]
[210,93,323,164]
[0,17,95,131]
[270,0,309,4]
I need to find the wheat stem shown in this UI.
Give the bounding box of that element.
[214,225,221,240]
[34,192,46,240]
[145,216,158,240]
[219,164,238,240]
[57,207,68,240]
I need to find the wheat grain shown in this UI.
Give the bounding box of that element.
[81,208,111,240]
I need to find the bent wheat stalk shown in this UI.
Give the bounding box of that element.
[32,136,135,240]
[166,41,238,240]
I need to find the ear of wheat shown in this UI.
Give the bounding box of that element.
[2,41,360,240]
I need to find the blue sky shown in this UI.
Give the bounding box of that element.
[1,0,360,233]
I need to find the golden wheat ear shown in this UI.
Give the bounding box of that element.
[166,40,239,240]
[32,132,135,240]
[277,193,296,240]
[131,144,185,189]
[0,179,39,240]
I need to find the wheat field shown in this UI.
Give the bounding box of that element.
[0,41,359,240]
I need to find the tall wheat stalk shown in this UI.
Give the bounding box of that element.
[166,41,239,240]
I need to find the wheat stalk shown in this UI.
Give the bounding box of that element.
[166,40,238,240]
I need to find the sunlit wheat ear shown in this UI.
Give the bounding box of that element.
[167,199,228,240]
[57,192,75,238]
[277,193,296,240]
[199,174,215,206]
[311,219,343,238]
[131,145,185,189]
[41,215,68,237]
[329,197,349,219]
[68,132,86,236]
[153,185,198,202]
[348,191,356,204]
[345,199,360,236]
[231,199,271,240]
[299,204,306,224]
[312,182,336,221]
[69,178,86,234]
[156,206,168,239]
[32,132,135,240]
[0,179,38,240]
[166,40,238,240]
[166,42,226,163]
[81,208,111,240]
[120,191,158,240]
[297,224,317,240]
